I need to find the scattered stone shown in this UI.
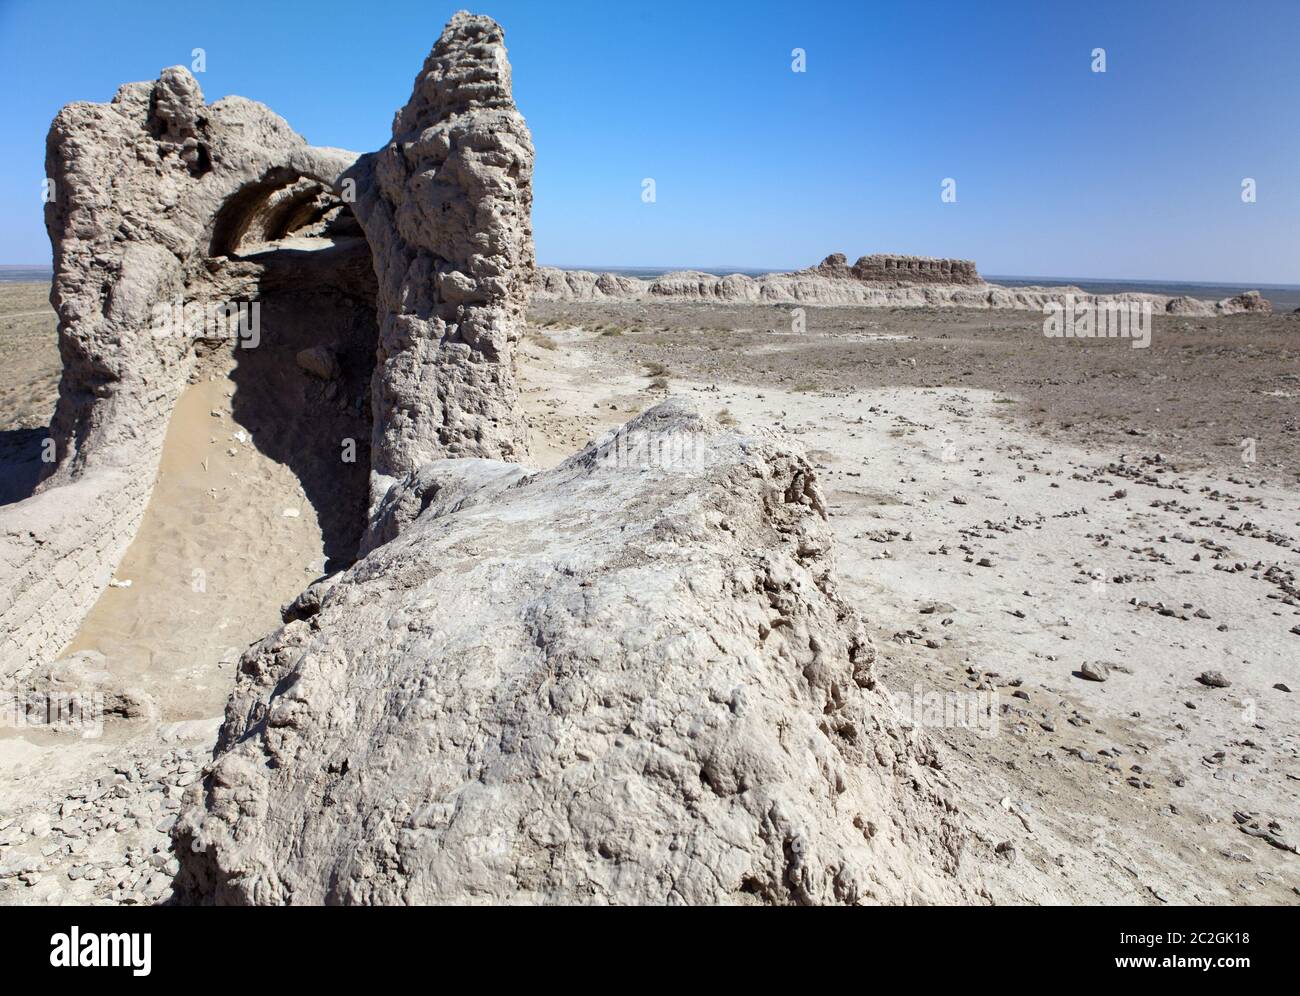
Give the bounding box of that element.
[919,601,956,615]
[295,346,341,380]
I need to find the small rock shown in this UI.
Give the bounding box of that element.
[0,855,43,878]
[919,601,956,615]
[296,346,341,380]
[1079,661,1109,682]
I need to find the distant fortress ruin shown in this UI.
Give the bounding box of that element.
[810,252,982,285]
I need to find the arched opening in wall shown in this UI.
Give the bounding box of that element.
[202,173,378,572]
[55,176,379,724]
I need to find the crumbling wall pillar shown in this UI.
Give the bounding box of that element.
[344,12,536,514]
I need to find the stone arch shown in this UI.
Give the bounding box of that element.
[1,11,538,673]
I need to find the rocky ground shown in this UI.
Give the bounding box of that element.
[518,304,1300,904]
[0,735,205,905]
[2,290,1297,904]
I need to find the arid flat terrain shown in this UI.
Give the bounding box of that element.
[0,283,58,430]
[2,285,1297,904]
[530,300,1300,477]
[0,283,58,504]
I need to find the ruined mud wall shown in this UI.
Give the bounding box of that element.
[174,400,976,905]
[531,263,1267,315]
[3,12,538,671]
[1,68,359,672]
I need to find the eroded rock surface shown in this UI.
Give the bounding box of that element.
[345,11,536,510]
[173,400,974,905]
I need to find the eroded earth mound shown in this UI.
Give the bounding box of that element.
[172,400,975,905]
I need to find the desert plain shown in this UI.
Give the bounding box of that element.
[2,278,1297,904]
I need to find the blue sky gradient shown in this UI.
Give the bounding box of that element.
[1,0,1297,282]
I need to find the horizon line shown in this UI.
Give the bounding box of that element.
[539,263,1300,289]
[3,261,1295,290]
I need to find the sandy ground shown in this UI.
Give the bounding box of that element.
[1,294,1296,904]
[62,373,330,721]
[530,301,1300,477]
[0,283,58,431]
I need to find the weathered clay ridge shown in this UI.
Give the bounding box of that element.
[532,258,1271,315]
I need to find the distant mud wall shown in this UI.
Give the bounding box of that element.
[813,252,982,285]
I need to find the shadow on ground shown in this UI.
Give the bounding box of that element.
[0,427,47,506]
[226,238,378,570]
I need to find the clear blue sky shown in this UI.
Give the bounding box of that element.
[2,0,1297,283]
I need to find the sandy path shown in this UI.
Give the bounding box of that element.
[1,366,332,903]
[62,372,328,721]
